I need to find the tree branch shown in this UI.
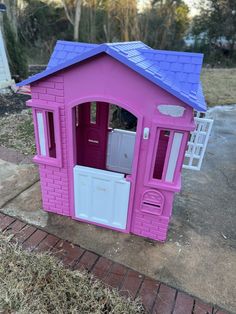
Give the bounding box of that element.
[61,0,74,25]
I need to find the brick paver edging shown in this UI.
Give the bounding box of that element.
[0,212,228,314]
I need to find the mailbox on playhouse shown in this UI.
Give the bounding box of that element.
[17,41,213,242]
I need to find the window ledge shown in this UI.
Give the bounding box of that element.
[33,155,62,168]
[145,176,182,192]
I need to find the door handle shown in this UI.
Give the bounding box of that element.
[88,139,99,144]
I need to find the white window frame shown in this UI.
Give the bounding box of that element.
[31,103,62,167]
[165,132,183,182]
[36,111,47,156]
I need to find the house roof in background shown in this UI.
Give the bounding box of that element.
[0,3,6,12]
[17,40,206,111]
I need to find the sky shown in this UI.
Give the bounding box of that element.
[183,0,200,16]
[138,0,200,16]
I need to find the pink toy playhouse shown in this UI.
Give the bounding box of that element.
[17,41,213,242]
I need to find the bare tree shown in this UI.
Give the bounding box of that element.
[61,0,82,41]
[2,0,18,40]
[114,0,139,41]
[83,0,97,42]
[102,0,114,42]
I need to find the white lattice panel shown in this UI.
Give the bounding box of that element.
[183,116,213,171]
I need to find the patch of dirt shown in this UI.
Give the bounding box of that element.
[0,233,145,313]
[0,92,30,116]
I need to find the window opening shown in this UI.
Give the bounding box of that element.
[109,104,137,131]
[36,110,56,159]
[153,130,170,180]
[90,102,97,124]
[75,105,79,127]
[165,132,183,182]
[47,111,56,158]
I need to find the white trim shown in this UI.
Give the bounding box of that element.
[165,133,183,182]
[36,112,47,156]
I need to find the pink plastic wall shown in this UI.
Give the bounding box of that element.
[29,53,195,241]
[30,75,70,216]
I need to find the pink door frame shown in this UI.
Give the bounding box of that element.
[66,95,143,233]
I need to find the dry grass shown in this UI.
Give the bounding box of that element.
[0,233,145,314]
[0,109,36,155]
[201,68,236,106]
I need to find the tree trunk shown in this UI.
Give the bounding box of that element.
[0,14,3,31]
[62,0,82,41]
[103,0,112,43]
[74,0,82,41]
[2,0,18,40]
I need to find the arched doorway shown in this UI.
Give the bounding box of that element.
[73,101,138,174]
[72,100,139,231]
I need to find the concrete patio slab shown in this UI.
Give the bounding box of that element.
[0,105,236,313]
[1,181,48,227]
[0,159,39,208]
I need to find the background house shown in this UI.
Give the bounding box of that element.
[0,3,13,90]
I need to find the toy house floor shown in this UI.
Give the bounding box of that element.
[0,105,235,313]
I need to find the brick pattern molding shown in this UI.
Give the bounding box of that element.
[132,212,169,241]
[31,75,64,104]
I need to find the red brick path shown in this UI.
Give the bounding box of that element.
[0,213,228,314]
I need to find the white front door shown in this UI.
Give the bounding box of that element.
[73,165,130,230]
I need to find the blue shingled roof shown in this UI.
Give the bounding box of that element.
[47,41,98,69]
[17,40,206,111]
